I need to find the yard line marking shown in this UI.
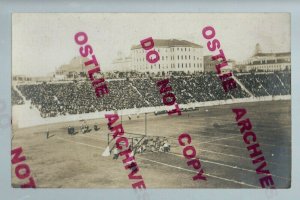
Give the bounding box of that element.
[219,138,291,148]
[167,134,291,149]
[167,134,235,140]
[168,122,291,145]
[56,136,105,150]
[197,135,241,144]
[171,147,284,167]
[201,143,291,158]
[199,142,242,149]
[76,134,107,141]
[168,135,240,145]
[176,141,291,158]
[137,156,259,188]
[167,152,290,181]
[76,133,290,162]
[57,136,290,181]
[56,136,258,188]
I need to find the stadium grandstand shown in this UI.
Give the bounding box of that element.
[12,71,290,118]
[11,87,24,105]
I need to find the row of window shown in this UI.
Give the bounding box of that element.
[135,63,203,70]
[249,58,291,65]
[135,47,198,54]
[162,55,200,61]
[135,55,201,62]
[249,64,291,70]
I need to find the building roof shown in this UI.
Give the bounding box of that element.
[131,39,203,50]
[253,52,291,57]
[56,56,88,73]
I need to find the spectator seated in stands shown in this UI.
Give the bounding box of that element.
[12,87,24,105]
[16,71,291,118]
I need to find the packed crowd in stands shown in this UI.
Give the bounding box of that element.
[235,72,290,96]
[14,71,291,118]
[17,80,146,117]
[12,87,24,105]
[130,78,161,106]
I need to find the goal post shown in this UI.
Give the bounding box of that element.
[102,112,150,157]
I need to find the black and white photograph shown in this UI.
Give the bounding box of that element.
[11,13,291,188]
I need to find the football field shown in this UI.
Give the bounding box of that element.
[11,100,291,188]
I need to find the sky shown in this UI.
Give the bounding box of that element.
[12,13,290,77]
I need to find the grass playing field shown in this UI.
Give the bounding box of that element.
[11,100,291,188]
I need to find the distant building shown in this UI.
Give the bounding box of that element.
[234,64,247,73]
[56,56,88,75]
[131,39,204,74]
[203,55,216,72]
[12,75,32,82]
[204,55,236,73]
[242,44,291,72]
[225,59,237,73]
[112,51,132,72]
[55,56,88,80]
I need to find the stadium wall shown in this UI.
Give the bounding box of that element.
[14,95,291,128]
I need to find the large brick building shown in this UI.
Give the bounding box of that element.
[131,39,204,74]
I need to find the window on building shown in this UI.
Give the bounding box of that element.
[162,56,164,61]
[189,63,191,68]
[178,55,179,60]
[181,55,183,59]
[185,48,186,51]
[182,63,184,68]
[166,56,168,60]
[189,55,190,59]
[185,55,187,59]
[159,64,160,69]
[178,63,180,68]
